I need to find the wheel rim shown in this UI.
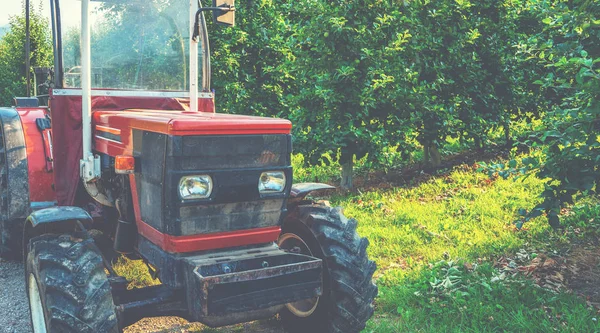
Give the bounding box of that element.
[278,232,320,318]
[28,273,47,333]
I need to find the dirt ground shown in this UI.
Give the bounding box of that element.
[495,243,600,311]
[126,317,284,333]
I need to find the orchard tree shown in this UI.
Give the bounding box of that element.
[285,0,393,189]
[0,4,52,105]
[488,0,600,228]
[210,0,295,118]
[525,0,600,227]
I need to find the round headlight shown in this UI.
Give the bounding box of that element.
[179,175,213,200]
[258,171,286,193]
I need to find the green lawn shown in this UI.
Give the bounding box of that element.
[325,165,600,332]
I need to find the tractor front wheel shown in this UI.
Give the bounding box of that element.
[26,234,119,333]
[279,203,377,333]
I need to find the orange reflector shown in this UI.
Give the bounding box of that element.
[115,155,135,174]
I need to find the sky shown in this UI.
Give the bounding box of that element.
[0,0,87,29]
[1,0,49,26]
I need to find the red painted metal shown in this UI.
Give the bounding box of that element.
[50,92,215,205]
[138,221,281,253]
[92,109,292,156]
[41,129,53,172]
[96,125,121,136]
[17,108,56,203]
[129,173,142,223]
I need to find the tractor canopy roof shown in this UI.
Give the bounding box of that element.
[58,0,201,92]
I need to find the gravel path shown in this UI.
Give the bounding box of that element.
[0,259,32,333]
[0,259,284,333]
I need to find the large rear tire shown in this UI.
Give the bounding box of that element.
[0,108,30,260]
[26,234,119,333]
[279,203,377,333]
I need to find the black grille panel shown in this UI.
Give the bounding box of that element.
[179,199,284,234]
[170,135,290,170]
[134,130,167,231]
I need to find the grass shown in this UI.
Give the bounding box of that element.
[116,152,600,332]
[113,256,160,289]
[367,261,599,332]
[335,165,600,332]
[335,166,547,282]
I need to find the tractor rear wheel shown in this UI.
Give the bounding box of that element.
[278,203,377,333]
[26,234,119,333]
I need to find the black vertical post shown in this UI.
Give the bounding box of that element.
[25,0,31,97]
[54,0,64,88]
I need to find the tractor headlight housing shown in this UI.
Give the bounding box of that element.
[179,175,213,200]
[258,171,286,194]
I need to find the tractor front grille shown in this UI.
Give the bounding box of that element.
[133,130,292,238]
[176,135,290,170]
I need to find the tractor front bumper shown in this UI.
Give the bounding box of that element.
[114,241,322,328]
[183,244,323,327]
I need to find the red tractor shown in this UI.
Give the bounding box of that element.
[0,0,377,332]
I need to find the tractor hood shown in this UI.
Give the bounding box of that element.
[91,109,292,156]
[94,109,292,137]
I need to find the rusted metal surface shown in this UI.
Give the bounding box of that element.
[114,285,187,328]
[118,244,323,328]
[191,247,322,317]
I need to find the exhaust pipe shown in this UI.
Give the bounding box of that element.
[80,0,98,183]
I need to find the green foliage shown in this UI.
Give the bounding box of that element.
[341,163,599,332]
[284,1,390,168]
[525,1,600,226]
[480,0,600,227]
[0,6,52,105]
[371,260,599,332]
[337,164,547,282]
[210,0,294,118]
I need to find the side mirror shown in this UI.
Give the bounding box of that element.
[212,0,235,27]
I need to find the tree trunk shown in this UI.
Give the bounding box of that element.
[429,144,442,168]
[423,143,441,169]
[423,144,430,166]
[474,136,482,151]
[341,157,354,191]
[504,122,511,148]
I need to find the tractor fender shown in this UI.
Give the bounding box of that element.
[25,206,93,228]
[289,183,335,202]
[22,206,93,254]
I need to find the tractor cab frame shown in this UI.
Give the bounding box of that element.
[0,1,377,332]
